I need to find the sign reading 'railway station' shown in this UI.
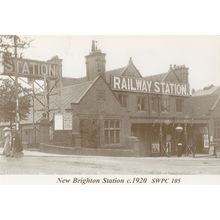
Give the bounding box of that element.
[111,76,190,96]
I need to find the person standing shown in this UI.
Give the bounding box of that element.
[2,127,12,157]
[11,128,23,158]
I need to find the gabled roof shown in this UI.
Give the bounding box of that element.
[211,93,220,112]
[62,76,87,86]
[143,73,167,81]
[20,78,98,124]
[105,66,126,83]
[105,67,127,77]
[193,86,220,97]
[61,78,96,105]
[143,70,182,83]
[188,95,218,118]
[188,85,220,118]
[105,59,143,82]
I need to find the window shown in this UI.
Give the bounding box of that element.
[118,94,128,107]
[176,99,184,112]
[104,120,120,144]
[137,96,145,111]
[151,96,158,112]
[161,96,170,113]
[214,121,220,139]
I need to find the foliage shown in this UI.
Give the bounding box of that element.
[0,35,33,126]
[0,35,32,57]
[0,79,32,125]
[80,119,100,148]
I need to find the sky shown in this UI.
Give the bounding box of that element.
[22,36,220,90]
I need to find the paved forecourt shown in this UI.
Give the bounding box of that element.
[0,148,220,175]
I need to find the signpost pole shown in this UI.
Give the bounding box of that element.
[14,36,19,131]
[13,35,22,156]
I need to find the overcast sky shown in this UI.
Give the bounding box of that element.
[23,36,220,90]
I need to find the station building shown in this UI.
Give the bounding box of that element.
[189,85,220,151]
[18,41,220,156]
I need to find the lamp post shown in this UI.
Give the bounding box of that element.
[175,125,183,157]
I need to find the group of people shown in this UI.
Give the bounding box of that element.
[2,127,23,158]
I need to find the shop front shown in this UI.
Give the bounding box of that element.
[131,119,209,157]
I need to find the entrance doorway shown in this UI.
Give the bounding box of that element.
[131,124,152,156]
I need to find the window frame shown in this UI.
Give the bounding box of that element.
[104,119,121,145]
[214,121,220,139]
[176,98,184,113]
[137,96,145,111]
[118,94,128,107]
[151,96,159,113]
[161,96,170,113]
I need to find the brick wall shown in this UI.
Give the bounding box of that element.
[71,77,130,148]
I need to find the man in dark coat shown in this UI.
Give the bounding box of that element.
[11,130,23,157]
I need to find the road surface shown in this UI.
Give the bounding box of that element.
[0,149,220,174]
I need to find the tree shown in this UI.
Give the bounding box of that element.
[0,35,32,57]
[0,35,32,125]
[0,78,31,127]
[80,119,100,148]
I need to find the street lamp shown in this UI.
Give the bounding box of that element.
[175,125,183,133]
[175,125,183,157]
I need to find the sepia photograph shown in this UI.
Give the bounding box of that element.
[0,35,220,177]
[2,2,220,220]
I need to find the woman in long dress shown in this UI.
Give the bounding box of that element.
[3,127,12,157]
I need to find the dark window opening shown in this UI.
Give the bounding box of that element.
[214,121,220,139]
[161,96,170,113]
[137,96,145,111]
[118,94,128,107]
[151,96,158,112]
[176,99,184,112]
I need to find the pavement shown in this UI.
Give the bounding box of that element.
[1,147,220,174]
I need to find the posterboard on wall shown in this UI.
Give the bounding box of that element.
[54,114,64,130]
[152,142,160,153]
[54,113,72,130]
[203,134,209,149]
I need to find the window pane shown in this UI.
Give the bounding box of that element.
[152,97,158,112]
[115,120,120,128]
[104,130,109,144]
[110,120,114,128]
[104,120,120,145]
[137,97,145,111]
[119,95,127,107]
[161,97,170,112]
[110,130,114,143]
[141,98,145,110]
[176,99,183,112]
[215,121,220,138]
[116,130,120,143]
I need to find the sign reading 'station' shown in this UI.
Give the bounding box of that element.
[111,76,190,96]
[1,57,59,79]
